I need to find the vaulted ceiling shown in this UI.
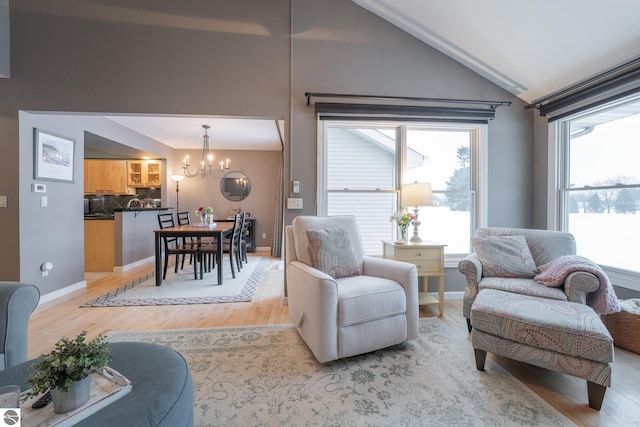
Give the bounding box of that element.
[353,0,640,103]
[89,1,640,154]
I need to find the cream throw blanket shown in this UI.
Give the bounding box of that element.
[535,255,621,315]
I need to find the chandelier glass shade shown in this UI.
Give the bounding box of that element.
[182,124,230,178]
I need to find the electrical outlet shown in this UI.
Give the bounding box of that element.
[262,232,266,239]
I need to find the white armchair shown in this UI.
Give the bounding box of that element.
[285,215,419,363]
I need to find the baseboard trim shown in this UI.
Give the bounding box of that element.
[114,256,155,272]
[39,280,86,305]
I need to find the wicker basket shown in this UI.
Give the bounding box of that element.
[602,306,640,355]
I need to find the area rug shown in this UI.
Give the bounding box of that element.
[82,256,268,307]
[106,319,576,427]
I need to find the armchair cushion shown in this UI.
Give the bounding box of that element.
[471,235,538,278]
[306,227,359,279]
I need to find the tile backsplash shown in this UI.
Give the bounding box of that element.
[86,188,161,215]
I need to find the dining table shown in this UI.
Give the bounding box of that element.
[153,222,234,286]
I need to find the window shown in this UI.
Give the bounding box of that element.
[318,121,486,258]
[556,95,640,276]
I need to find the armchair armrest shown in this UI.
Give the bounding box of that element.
[458,253,483,283]
[363,256,418,340]
[459,253,483,321]
[286,261,339,363]
[363,256,417,290]
[564,271,600,304]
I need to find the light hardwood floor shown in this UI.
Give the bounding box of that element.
[28,254,639,427]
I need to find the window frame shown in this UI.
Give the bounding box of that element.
[548,94,640,292]
[317,119,488,266]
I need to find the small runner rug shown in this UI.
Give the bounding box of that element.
[82,256,268,307]
[107,319,576,427]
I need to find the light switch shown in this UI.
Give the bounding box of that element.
[0,195,6,208]
[287,198,303,209]
[41,196,48,207]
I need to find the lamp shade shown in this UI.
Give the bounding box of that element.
[401,182,432,207]
[170,174,185,182]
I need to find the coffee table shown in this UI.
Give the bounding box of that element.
[0,342,194,426]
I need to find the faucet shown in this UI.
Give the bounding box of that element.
[127,198,143,208]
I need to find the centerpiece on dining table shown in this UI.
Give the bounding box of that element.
[195,206,216,226]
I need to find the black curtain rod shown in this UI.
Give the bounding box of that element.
[525,57,640,111]
[305,92,511,109]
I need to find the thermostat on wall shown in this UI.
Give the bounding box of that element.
[32,183,47,193]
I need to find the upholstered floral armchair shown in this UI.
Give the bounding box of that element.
[459,227,601,332]
[285,215,419,363]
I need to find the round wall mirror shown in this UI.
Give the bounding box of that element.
[220,171,251,201]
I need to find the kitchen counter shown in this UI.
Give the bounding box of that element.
[114,208,173,270]
[113,207,170,212]
[84,208,173,272]
[84,214,115,220]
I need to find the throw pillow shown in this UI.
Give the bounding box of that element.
[471,235,539,278]
[306,227,360,279]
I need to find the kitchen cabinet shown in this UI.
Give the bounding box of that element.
[84,160,132,194]
[84,218,115,271]
[127,160,162,188]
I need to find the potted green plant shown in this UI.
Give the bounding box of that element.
[23,331,110,413]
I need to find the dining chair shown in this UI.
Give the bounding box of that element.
[157,213,200,280]
[228,213,244,274]
[199,213,243,279]
[176,211,196,269]
[239,213,250,265]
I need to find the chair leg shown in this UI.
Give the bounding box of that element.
[229,251,236,278]
[473,348,487,371]
[587,381,607,410]
[174,254,180,273]
[193,253,199,280]
[162,252,169,280]
[236,248,242,270]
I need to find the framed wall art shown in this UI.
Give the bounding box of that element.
[33,128,76,182]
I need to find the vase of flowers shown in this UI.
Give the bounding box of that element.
[195,207,214,225]
[390,212,415,243]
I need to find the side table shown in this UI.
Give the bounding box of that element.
[383,240,446,315]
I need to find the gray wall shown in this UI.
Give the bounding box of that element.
[289,0,533,292]
[289,0,532,226]
[2,0,536,297]
[18,112,175,294]
[1,0,290,295]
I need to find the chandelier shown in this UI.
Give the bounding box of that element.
[182,124,230,178]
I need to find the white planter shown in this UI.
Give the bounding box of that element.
[51,375,92,413]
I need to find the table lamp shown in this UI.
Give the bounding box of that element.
[401,182,432,242]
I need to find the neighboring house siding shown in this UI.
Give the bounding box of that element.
[327,128,394,190]
[326,128,396,255]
